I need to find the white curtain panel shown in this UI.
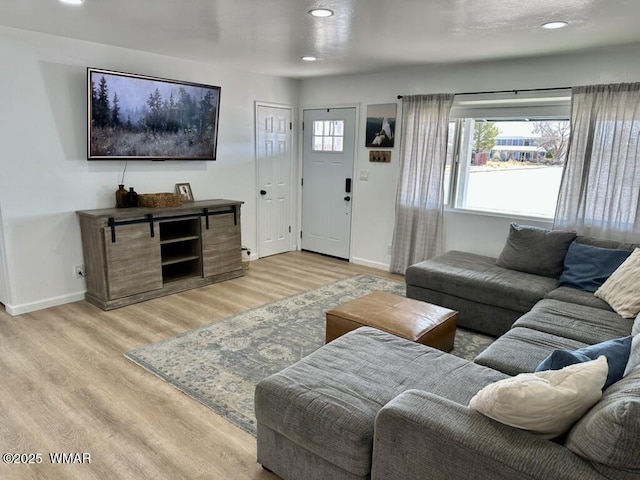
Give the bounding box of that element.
[554,83,640,242]
[390,94,454,274]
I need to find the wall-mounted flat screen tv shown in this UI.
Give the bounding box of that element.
[88,68,221,160]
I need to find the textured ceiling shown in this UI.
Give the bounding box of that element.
[1,0,640,78]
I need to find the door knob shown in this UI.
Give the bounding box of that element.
[260,190,267,195]
[344,196,351,201]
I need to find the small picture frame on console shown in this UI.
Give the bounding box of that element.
[176,183,194,202]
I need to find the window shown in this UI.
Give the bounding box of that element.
[312,120,344,152]
[445,91,571,218]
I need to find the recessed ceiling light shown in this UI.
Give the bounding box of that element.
[301,56,317,62]
[59,0,84,4]
[542,21,568,30]
[308,8,334,18]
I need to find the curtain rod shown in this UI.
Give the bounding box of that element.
[396,86,571,99]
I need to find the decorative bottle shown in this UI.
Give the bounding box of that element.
[115,185,128,208]
[126,187,139,207]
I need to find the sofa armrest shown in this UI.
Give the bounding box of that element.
[372,390,607,480]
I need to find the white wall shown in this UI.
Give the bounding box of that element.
[0,26,298,315]
[3,27,640,315]
[299,44,640,269]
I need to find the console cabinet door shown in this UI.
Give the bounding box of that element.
[103,223,163,299]
[201,211,242,277]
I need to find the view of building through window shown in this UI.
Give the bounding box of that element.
[445,119,570,217]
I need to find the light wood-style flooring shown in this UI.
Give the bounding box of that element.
[0,252,402,480]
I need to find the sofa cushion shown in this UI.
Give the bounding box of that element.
[406,285,523,337]
[544,286,612,311]
[496,223,576,278]
[406,251,558,315]
[470,356,608,438]
[565,365,640,470]
[595,248,640,319]
[474,327,588,376]
[255,327,507,477]
[558,241,630,293]
[512,299,633,344]
[535,336,632,389]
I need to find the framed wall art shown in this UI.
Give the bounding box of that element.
[365,103,397,148]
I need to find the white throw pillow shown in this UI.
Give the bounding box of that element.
[469,356,608,438]
[595,248,640,319]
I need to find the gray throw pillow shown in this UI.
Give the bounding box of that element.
[564,366,640,469]
[496,223,576,278]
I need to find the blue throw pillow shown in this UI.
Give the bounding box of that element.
[559,241,631,293]
[535,336,633,389]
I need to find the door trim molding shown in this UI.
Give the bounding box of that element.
[299,103,360,259]
[255,101,295,258]
[0,204,11,308]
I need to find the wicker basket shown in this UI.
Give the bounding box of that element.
[138,193,183,208]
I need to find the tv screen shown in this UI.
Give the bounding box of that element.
[87,68,221,160]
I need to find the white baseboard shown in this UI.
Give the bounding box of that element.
[350,257,390,271]
[2,256,390,315]
[4,291,86,316]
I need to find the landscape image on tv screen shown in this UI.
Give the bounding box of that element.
[88,68,221,160]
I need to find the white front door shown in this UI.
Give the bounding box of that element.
[256,104,292,258]
[302,107,356,260]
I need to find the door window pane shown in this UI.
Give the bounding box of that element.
[312,120,345,152]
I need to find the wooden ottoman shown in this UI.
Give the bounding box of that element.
[325,291,458,352]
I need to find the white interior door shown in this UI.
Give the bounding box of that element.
[256,104,293,257]
[302,107,356,260]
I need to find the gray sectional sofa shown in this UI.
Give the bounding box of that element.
[255,225,640,480]
[405,232,634,337]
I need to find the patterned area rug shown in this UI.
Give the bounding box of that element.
[125,274,494,435]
